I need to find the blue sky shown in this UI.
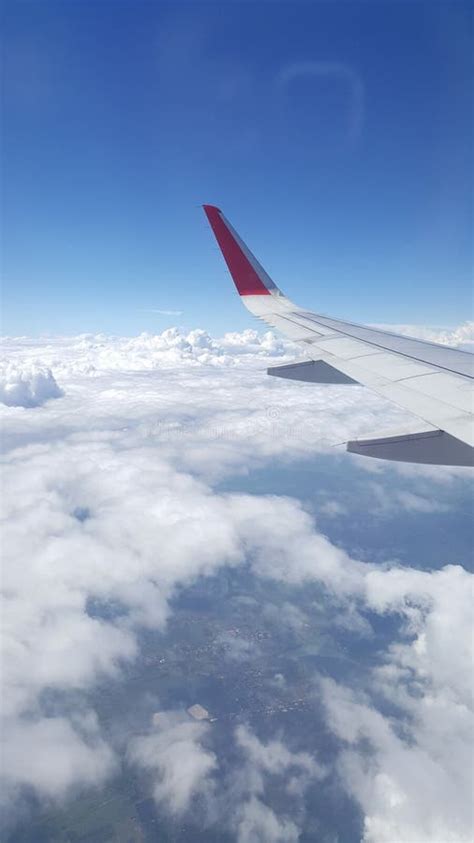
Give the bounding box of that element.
[2,0,472,336]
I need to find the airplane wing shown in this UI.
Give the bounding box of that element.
[203,205,474,466]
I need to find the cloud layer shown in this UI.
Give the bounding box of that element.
[1,326,472,840]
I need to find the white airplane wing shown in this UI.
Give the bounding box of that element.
[203,205,474,466]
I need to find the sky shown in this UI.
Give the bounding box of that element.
[2,0,473,335]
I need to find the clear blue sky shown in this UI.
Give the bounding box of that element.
[2,0,472,336]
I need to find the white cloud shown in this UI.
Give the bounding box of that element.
[1,711,116,803]
[236,796,300,843]
[318,499,347,517]
[393,489,450,513]
[229,494,366,596]
[235,724,322,781]
[262,600,310,634]
[0,327,294,377]
[229,725,325,842]
[364,564,473,707]
[321,676,473,843]
[0,363,63,407]
[1,328,419,485]
[320,562,474,843]
[128,711,217,815]
[363,481,451,515]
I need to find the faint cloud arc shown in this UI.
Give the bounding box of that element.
[277,59,366,143]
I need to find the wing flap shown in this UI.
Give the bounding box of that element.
[347,429,474,467]
[267,360,358,384]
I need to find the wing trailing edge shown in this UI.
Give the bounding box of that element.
[267,360,358,385]
[347,429,474,466]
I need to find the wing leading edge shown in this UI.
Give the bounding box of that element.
[203,205,474,467]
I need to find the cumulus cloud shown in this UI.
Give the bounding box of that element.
[128,711,217,815]
[229,494,366,596]
[1,712,116,803]
[0,327,293,378]
[364,564,473,709]
[229,725,324,842]
[321,675,473,843]
[320,563,474,843]
[236,796,300,843]
[235,724,322,781]
[0,363,63,407]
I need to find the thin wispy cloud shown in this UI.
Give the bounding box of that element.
[139,308,184,317]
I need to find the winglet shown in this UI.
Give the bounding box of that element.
[203,205,279,296]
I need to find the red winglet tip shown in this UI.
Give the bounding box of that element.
[202,205,272,296]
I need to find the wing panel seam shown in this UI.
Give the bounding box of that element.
[276,313,473,380]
